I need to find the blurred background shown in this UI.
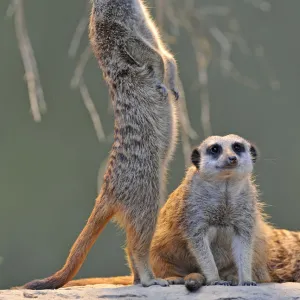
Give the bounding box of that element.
[0,0,299,289]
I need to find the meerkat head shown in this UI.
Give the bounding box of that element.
[191,134,258,179]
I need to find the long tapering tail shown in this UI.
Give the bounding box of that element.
[64,276,133,287]
[21,196,114,290]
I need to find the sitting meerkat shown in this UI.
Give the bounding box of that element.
[150,134,271,291]
[63,135,300,291]
[64,134,271,291]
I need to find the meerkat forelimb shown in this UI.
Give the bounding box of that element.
[20,0,178,290]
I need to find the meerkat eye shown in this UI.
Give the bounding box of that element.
[232,142,245,154]
[207,144,222,156]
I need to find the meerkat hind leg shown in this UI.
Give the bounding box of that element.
[126,219,169,287]
[125,248,140,284]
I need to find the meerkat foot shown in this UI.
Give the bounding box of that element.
[133,278,141,285]
[241,281,257,286]
[141,278,169,287]
[223,274,239,286]
[156,83,168,98]
[166,277,185,285]
[171,88,179,100]
[208,280,231,286]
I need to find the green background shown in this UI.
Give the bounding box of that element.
[0,0,299,289]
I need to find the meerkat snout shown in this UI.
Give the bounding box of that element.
[227,155,237,166]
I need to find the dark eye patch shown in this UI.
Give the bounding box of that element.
[207,143,222,158]
[232,142,245,155]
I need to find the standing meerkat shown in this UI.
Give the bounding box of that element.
[21,0,178,289]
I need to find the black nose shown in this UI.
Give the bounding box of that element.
[228,156,237,165]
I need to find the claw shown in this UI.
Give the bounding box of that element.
[156,83,168,98]
[141,278,169,287]
[208,280,231,286]
[171,88,179,100]
[241,281,257,286]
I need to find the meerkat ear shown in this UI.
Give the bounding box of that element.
[191,148,201,169]
[249,143,259,163]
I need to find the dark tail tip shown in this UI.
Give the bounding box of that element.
[185,279,202,292]
[23,278,64,290]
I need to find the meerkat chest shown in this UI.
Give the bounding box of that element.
[205,189,243,227]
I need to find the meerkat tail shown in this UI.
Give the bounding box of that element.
[22,195,114,290]
[64,276,133,287]
[268,228,300,282]
[184,273,205,292]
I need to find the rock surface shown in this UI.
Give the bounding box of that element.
[1,283,300,300]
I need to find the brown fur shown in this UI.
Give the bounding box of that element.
[267,228,300,282]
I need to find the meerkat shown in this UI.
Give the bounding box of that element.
[63,134,271,291]
[150,134,271,291]
[64,135,300,291]
[21,0,178,290]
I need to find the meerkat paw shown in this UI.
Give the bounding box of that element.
[141,278,169,287]
[156,83,168,98]
[222,274,239,286]
[208,280,231,286]
[171,88,179,100]
[241,281,257,286]
[166,277,185,285]
[133,278,141,285]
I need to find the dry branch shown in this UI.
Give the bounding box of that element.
[79,80,106,142]
[11,0,46,122]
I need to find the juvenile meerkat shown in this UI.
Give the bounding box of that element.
[21,0,178,289]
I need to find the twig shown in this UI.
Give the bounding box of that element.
[210,27,232,76]
[193,37,212,138]
[79,80,106,142]
[70,45,92,89]
[68,2,90,58]
[255,45,280,90]
[12,0,46,122]
[177,78,198,140]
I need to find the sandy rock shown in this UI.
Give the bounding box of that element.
[1,283,300,300]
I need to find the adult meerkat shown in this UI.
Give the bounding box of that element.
[21,0,178,289]
[150,134,271,291]
[65,135,300,290]
[64,134,271,290]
